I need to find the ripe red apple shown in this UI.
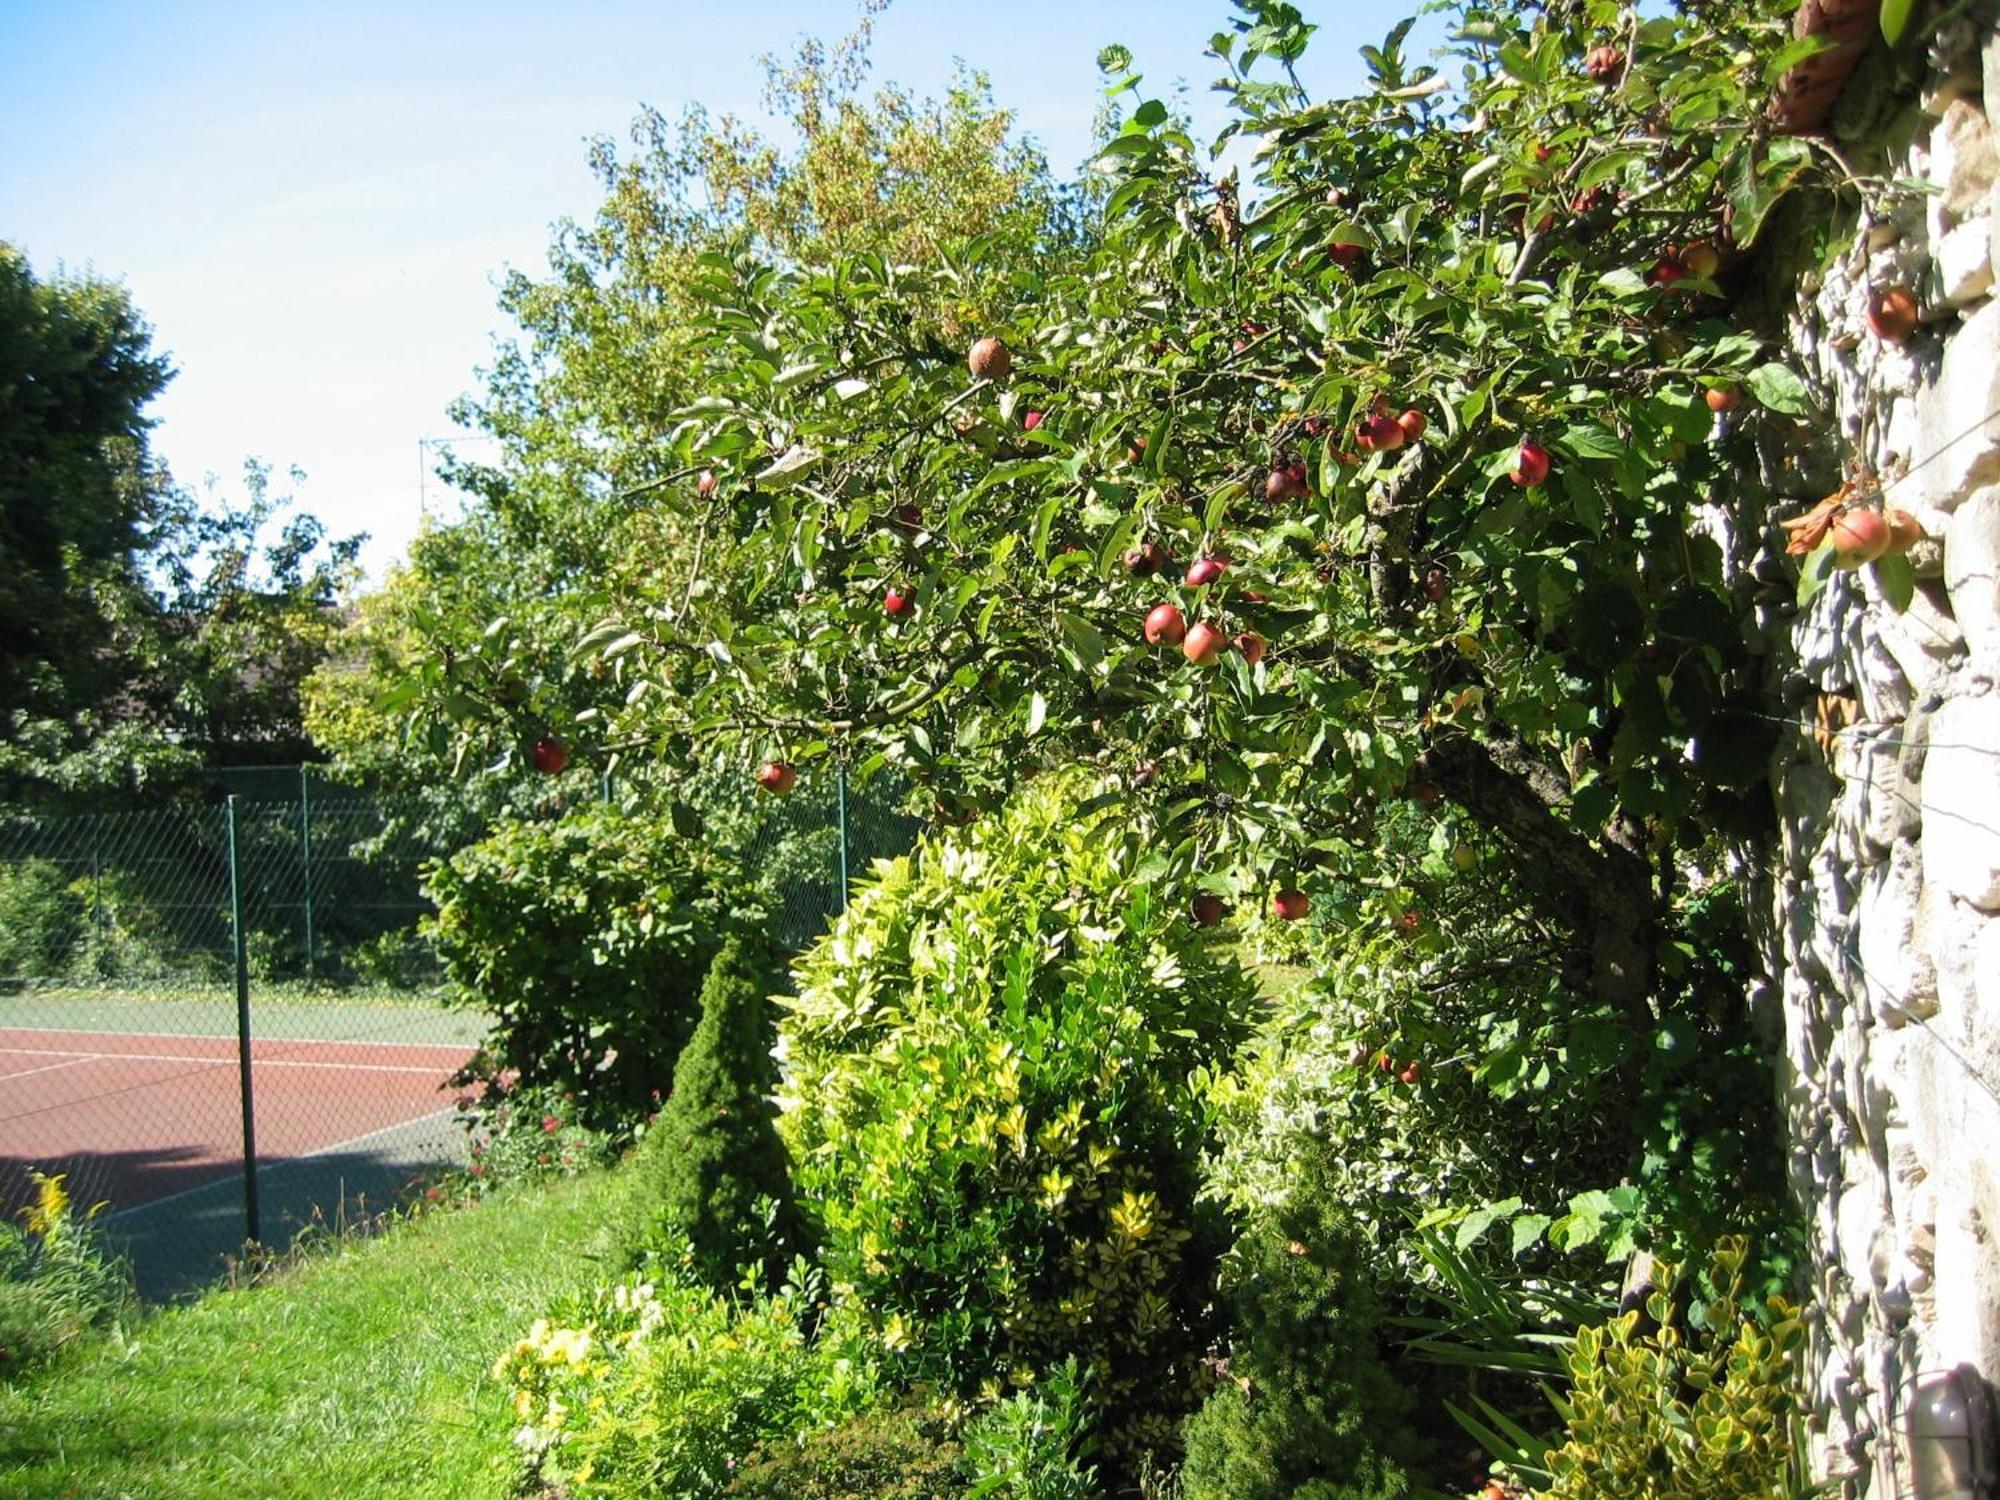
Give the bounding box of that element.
[1680,240,1721,279]
[1186,555,1228,587]
[1326,241,1367,270]
[1509,437,1551,488]
[884,586,915,618]
[1271,888,1310,921]
[1023,409,1045,431]
[1829,507,1891,570]
[967,336,1011,381]
[1356,414,1406,453]
[1190,893,1226,926]
[1265,462,1310,502]
[1884,508,1924,553]
[1704,385,1742,413]
[1144,603,1187,646]
[531,737,568,775]
[1398,1060,1423,1085]
[1398,909,1423,934]
[1233,630,1266,665]
[1409,780,1441,805]
[1124,541,1171,577]
[1240,589,1268,604]
[695,469,718,500]
[1421,562,1450,603]
[1396,409,1427,443]
[1300,415,1329,439]
[756,761,797,795]
[1584,44,1626,85]
[1183,621,1228,666]
[1867,288,1919,344]
[895,503,923,530]
[1646,255,1689,286]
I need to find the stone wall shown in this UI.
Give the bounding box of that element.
[1761,8,2000,1491]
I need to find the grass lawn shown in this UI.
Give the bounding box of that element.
[0,1169,627,1499]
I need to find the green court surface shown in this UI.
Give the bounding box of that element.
[0,988,484,1047]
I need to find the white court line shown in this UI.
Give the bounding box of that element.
[0,1055,96,1084]
[108,1106,464,1221]
[0,1024,476,1051]
[0,1046,463,1077]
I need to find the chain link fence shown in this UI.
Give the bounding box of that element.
[0,767,918,1299]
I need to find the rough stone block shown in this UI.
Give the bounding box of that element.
[1857,844,1926,1019]
[1936,216,1995,307]
[1912,298,2000,513]
[1932,99,1999,225]
[1922,693,2000,912]
[1944,484,2000,657]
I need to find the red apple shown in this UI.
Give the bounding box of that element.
[1421,563,1450,603]
[1829,507,1891,570]
[1183,621,1228,666]
[1326,241,1366,270]
[1398,910,1423,934]
[756,761,797,795]
[1233,630,1266,665]
[1646,255,1689,286]
[1124,542,1171,577]
[1884,508,1924,554]
[1509,437,1551,488]
[1398,1060,1423,1085]
[1409,780,1441,805]
[695,469,718,500]
[968,336,1011,381]
[531,737,568,775]
[1704,385,1742,413]
[1271,888,1310,921]
[1190,893,1226,926]
[1186,555,1228,587]
[895,503,923,530]
[1023,409,1045,431]
[1396,409,1427,443]
[1265,462,1310,502]
[884,586,915,618]
[1584,44,1626,85]
[1356,413,1406,453]
[1144,603,1187,646]
[1679,240,1721,279]
[1867,288,1919,344]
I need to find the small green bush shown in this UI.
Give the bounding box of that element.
[962,1356,1099,1499]
[0,859,81,981]
[1539,1239,1801,1498]
[0,1171,132,1375]
[426,805,762,1125]
[491,1254,878,1497]
[725,1403,968,1498]
[1178,1148,1418,1500]
[457,1081,621,1196]
[615,930,803,1286]
[780,776,1257,1469]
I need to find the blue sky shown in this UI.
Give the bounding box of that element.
[2,2,1386,579]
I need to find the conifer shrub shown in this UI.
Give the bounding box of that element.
[1178,1147,1419,1500]
[616,930,804,1286]
[724,1403,968,1498]
[778,776,1258,1470]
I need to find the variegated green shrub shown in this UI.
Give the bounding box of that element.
[779,777,1256,1468]
[1541,1238,1801,1498]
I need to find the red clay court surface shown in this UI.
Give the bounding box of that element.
[0,1026,476,1217]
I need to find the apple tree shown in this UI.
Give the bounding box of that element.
[422,0,1823,1044]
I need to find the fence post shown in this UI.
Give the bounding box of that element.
[299,767,315,983]
[835,763,850,914]
[225,796,260,1247]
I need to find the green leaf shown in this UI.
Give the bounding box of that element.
[1746,362,1811,416]
[1796,543,1837,607]
[1025,691,1048,737]
[1872,550,1915,612]
[1881,0,1915,45]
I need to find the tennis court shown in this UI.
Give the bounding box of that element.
[0,992,483,1299]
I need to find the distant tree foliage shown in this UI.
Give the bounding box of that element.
[0,245,360,805]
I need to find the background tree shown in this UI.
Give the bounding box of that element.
[1,244,362,805]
